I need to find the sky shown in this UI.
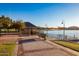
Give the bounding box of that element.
[0,3,79,27]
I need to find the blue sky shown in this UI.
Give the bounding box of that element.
[0,3,79,27]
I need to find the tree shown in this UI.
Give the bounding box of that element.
[0,15,25,33]
[12,20,25,32]
[0,15,12,29]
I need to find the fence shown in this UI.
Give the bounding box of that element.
[46,34,78,40]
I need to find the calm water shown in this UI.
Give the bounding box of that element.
[44,30,79,40]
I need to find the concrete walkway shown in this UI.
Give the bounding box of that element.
[0,35,77,56]
[17,39,74,56]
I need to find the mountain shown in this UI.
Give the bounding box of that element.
[67,26,79,30]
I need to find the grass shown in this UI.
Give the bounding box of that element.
[1,29,17,31]
[52,40,79,52]
[0,42,16,56]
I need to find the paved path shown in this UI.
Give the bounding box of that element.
[18,39,73,56]
[0,35,75,56]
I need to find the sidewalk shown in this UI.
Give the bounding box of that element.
[18,39,74,56]
[1,35,78,56]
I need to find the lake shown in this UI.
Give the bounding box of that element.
[44,30,79,40]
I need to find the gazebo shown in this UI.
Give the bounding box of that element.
[23,22,40,35]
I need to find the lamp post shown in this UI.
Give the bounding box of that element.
[44,24,48,40]
[45,24,48,36]
[61,21,65,40]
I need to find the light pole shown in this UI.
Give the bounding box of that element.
[44,24,48,40]
[45,24,48,36]
[61,21,65,40]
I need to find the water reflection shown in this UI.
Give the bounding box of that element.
[45,30,79,40]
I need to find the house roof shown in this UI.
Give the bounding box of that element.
[24,22,37,28]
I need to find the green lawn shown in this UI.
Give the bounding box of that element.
[52,40,79,52]
[0,42,16,56]
[1,29,17,31]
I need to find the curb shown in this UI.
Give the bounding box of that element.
[46,40,79,56]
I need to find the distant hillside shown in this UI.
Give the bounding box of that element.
[47,26,79,30]
[67,26,79,30]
